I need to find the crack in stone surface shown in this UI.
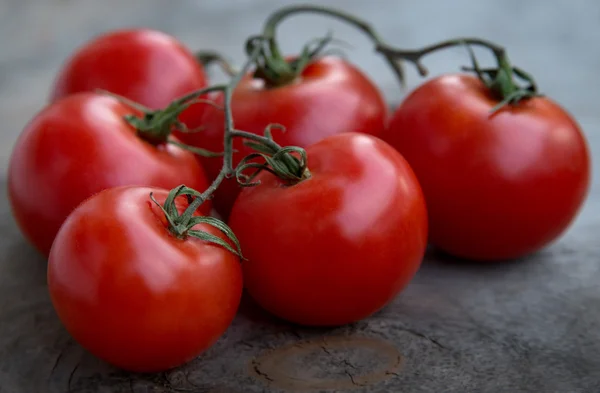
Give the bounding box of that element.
[402,327,448,349]
[67,362,79,393]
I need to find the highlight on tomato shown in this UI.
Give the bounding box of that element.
[8,92,212,256]
[228,132,429,326]
[378,39,591,261]
[47,185,243,373]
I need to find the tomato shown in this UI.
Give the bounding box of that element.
[381,74,591,261]
[49,28,208,128]
[48,186,242,372]
[228,133,428,326]
[176,56,387,219]
[8,92,210,256]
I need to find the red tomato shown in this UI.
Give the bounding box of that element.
[8,92,210,256]
[381,74,591,261]
[49,28,208,128]
[176,56,387,219]
[48,186,242,372]
[228,133,428,326]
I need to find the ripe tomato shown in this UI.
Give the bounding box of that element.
[176,56,387,219]
[381,74,591,261]
[49,28,208,127]
[228,133,428,326]
[48,186,243,372]
[8,92,210,256]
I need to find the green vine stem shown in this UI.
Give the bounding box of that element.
[174,40,310,204]
[376,37,540,111]
[247,4,406,88]
[255,5,538,110]
[121,37,311,257]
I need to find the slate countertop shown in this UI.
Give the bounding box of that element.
[1,1,599,392]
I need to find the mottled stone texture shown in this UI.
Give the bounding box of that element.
[0,0,599,392]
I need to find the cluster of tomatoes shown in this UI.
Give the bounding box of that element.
[7,6,591,375]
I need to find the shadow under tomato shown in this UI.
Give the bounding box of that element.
[236,288,394,340]
[236,290,283,325]
[421,243,551,270]
[237,290,334,332]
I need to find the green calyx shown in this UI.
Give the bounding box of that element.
[232,124,311,187]
[245,32,337,87]
[461,44,540,112]
[98,89,223,157]
[150,185,244,259]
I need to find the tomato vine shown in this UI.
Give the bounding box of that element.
[258,6,540,109]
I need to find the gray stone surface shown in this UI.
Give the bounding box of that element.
[0,0,599,392]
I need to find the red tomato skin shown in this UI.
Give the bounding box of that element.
[382,74,591,261]
[8,92,210,256]
[48,186,243,373]
[49,29,208,128]
[176,56,388,220]
[228,133,428,326]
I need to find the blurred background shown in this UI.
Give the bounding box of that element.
[1,0,598,210]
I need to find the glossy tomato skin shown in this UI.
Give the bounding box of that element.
[176,56,388,220]
[8,92,210,256]
[48,186,242,372]
[382,74,591,261]
[228,133,428,326]
[50,28,208,128]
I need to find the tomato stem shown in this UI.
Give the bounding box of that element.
[252,5,406,87]
[148,37,311,257]
[164,39,310,204]
[376,37,541,111]
[217,44,311,182]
